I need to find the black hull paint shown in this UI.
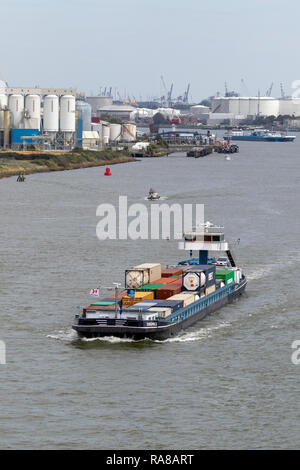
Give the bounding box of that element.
[72,280,247,341]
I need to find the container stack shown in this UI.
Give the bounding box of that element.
[84,262,233,321]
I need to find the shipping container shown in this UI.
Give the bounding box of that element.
[215,269,235,285]
[205,284,216,296]
[134,263,162,283]
[90,300,116,306]
[125,269,148,289]
[154,277,177,284]
[186,265,216,287]
[107,291,127,299]
[167,292,196,307]
[183,265,216,291]
[137,283,165,298]
[156,284,182,300]
[147,307,172,318]
[161,268,183,277]
[127,301,157,311]
[151,299,184,311]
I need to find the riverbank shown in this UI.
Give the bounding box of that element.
[0,147,137,179]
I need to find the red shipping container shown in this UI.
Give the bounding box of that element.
[154,277,176,284]
[156,284,182,300]
[161,268,183,278]
[170,279,182,285]
[107,291,127,299]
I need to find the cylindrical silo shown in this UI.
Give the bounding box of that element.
[0,94,8,130]
[76,100,91,131]
[249,98,259,116]
[9,94,24,128]
[43,95,59,132]
[60,95,75,132]
[102,124,110,145]
[122,123,136,142]
[25,94,41,129]
[238,97,250,116]
[228,97,239,115]
[259,98,279,117]
[109,123,122,142]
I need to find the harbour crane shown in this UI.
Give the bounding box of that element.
[265,82,273,97]
[183,83,190,103]
[160,75,169,105]
[280,83,286,98]
[167,83,173,104]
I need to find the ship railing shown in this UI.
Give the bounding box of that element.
[161,283,236,324]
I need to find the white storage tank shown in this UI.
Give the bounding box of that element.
[238,97,250,116]
[228,97,239,115]
[25,94,41,129]
[9,94,24,128]
[0,94,8,130]
[43,95,59,132]
[109,123,122,141]
[60,95,75,132]
[258,98,279,117]
[249,97,259,116]
[102,124,110,145]
[122,123,136,142]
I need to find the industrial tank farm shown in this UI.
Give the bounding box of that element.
[0,87,77,149]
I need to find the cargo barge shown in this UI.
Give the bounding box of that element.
[72,224,247,340]
[223,129,296,142]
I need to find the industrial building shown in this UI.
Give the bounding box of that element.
[0,85,137,150]
[210,96,300,122]
[0,85,77,149]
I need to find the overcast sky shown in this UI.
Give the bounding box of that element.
[1,0,299,102]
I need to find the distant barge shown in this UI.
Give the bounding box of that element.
[224,129,296,142]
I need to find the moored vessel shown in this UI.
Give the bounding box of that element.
[223,129,296,142]
[72,223,247,340]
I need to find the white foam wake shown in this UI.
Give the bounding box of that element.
[46,328,78,342]
[155,320,231,343]
[81,336,138,344]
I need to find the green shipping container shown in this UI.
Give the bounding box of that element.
[137,283,165,298]
[215,270,235,285]
[137,283,165,291]
[91,301,116,306]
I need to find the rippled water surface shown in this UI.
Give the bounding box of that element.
[0,135,299,449]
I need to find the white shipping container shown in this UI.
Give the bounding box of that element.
[205,284,216,296]
[125,269,148,288]
[167,293,196,307]
[85,310,115,319]
[134,263,162,283]
[148,307,172,318]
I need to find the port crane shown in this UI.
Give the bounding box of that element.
[265,82,273,97]
[183,84,190,103]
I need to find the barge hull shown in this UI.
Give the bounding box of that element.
[72,280,246,341]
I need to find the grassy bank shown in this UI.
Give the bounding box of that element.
[0,147,136,179]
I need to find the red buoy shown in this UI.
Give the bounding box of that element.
[104,167,111,176]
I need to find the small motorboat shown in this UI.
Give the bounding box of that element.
[147,188,160,200]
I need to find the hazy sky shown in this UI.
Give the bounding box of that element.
[1,0,299,102]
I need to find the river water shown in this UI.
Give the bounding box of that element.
[0,135,299,449]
